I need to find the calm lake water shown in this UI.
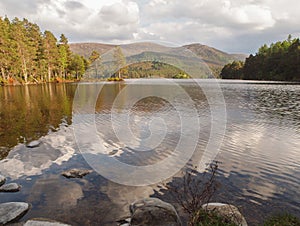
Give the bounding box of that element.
[0,80,299,225]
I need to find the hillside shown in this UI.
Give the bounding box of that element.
[70,42,247,78]
[183,43,246,66]
[69,43,116,58]
[125,51,212,78]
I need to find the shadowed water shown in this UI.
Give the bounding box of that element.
[0,80,299,225]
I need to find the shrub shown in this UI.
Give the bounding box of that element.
[107,77,124,82]
[166,161,221,225]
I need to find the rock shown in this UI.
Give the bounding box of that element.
[109,149,119,156]
[120,223,130,226]
[0,202,30,225]
[27,177,83,209]
[117,217,131,226]
[61,169,92,178]
[202,203,248,226]
[0,183,21,192]
[24,218,71,226]
[130,198,181,226]
[26,140,41,148]
[0,175,6,186]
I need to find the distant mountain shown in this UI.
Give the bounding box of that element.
[183,43,246,66]
[70,42,246,62]
[70,42,247,77]
[69,43,116,58]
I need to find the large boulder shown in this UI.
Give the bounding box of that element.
[130,198,181,226]
[202,203,248,226]
[0,202,30,224]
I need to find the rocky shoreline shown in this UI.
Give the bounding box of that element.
[118,198,247,226]
[0,172,247,225]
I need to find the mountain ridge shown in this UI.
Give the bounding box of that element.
[70,42,247,61]
[70,42,247,77]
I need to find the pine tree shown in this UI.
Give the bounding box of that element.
[43,30,59,81]
[113,46,126,78]
[0,17,11,81]
[89,50,101,78]
[0,17,90,84]
[23,20,42,82]
[69,54,85,80]
[58,34,71,78]
[10,18,31,83]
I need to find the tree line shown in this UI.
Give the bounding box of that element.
[0,17,97,85]
[221,35,300,81]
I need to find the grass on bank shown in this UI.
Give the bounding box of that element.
[193,209,238,226]
[263,213,300,226]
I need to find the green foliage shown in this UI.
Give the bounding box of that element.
[220,61,244,79]
[0,17,88,84]
[221,35,300,81]
[263,213,300,226]
[88,51,102,78]
[113,46,126,78]
[123,61,188,79]
[58,33,72,78]
[68,54,86,79]
[194,209,238,226]
[89,50,100,63]
[107,77,124,82]
[173,72,190,79]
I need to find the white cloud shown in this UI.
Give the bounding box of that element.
[143,0,275,30]
[0,0,300,52]
[0,0,139,42]
[100,2,139,25]
[136,0,300,52]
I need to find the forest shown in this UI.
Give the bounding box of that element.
[0,17,93,85]
[221,35,300,81]
[0,17,188,83]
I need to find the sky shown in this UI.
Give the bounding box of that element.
[0,0,300,53]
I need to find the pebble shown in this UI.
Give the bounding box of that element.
[0,183,21,192]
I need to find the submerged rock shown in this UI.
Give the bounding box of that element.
[0,202,30,224]
[26,140,41,148]
[27,176,83,209]
[0,183,21,192]
[24,218,71,226]
[130,198,182,226]
[202,203,248,226]
[0,175,6,186]
[61,168,92,178]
